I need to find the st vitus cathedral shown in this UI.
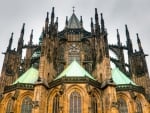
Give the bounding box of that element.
[0,7,150,113]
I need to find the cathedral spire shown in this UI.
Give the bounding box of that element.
[45,12,49,33]
[136,33,144,53]
[65,16,68,28]
[91,17,94,34]
[7,32,13,52]
[100,13,105,32]
[95,8,99,25]
[55,17,58,31]
[29,29,33,46]
[95,8,100,37]
[80,16,83,28]
[51,7,55,24]
[17,23,25,55]
[125,25,133,54]
[117,29,121,46]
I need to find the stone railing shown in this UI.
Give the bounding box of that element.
[116,84,145,94]
[4,83,34,93]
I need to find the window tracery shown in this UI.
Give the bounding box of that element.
[91,94,98,113]
[53,94,59,113]
[118,98,128,113]
[136,99,143,113]
[21,96,32,113]
[6,99,13,113]
[70,91,81,113]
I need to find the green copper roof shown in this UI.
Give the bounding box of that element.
[55,60,95,80]
[112,68,136,85]
[68,13,81,29]
[13,67,39,84]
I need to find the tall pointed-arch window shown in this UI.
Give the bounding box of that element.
[91,95,98,113]
[52,94,59,113]
[70,91,81,113]
[21,96,32,113]
[136,99,143,113]
[6,99,13,113]
[118,98,128,113]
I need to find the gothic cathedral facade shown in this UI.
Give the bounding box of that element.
[0,7,150,113]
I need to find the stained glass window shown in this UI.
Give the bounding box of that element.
[21,96,32,113]
[118,98,128,113]
[91,95,98,113]
[6,99,13,113]
[70,91,81,113]
[53,94,59,113]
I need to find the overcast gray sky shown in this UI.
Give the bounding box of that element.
[0,0,150,73]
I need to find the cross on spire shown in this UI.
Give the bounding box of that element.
[72,6,75,13]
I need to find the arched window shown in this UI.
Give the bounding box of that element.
[68,43,80,64]
[136,99,143,113]
[91,95,98,113]
[118,98,128,113]
[21,96,32,113]
[6,99,13,113]
[53,94,59,113]
[70,91,81,113]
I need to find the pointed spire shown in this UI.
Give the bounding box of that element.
[21,23,25,34]
[100,13,105,32]
[125,25,133,54]
[80,16,83,27]
[18,23,25,42]
[136,33,143,53]
[7,32,13,51]
[42,27,45,37]
[65,16,68,28]
[45,12,49,33]
[17,23,25,55]
[91,17,94,34]
[117,29,121,46]
[29,29,33,45]
[95,8,100,37]
[55,17,58,30]
[95,8,99,25]
[51,7,55,24]
[125,24,130,40]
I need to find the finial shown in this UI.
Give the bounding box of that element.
[72,6,75,13]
